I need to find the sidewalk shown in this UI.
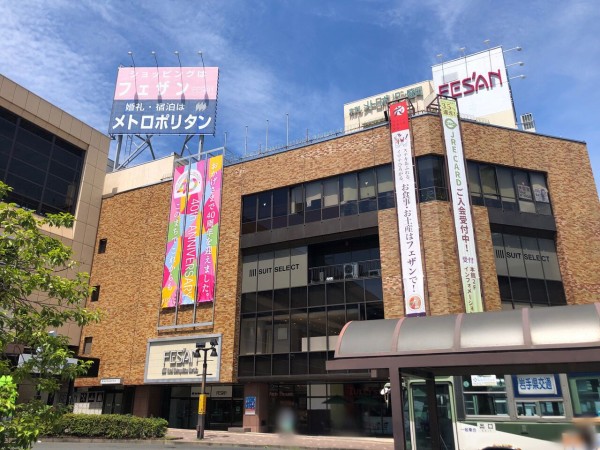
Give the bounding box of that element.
[167,428,395,449]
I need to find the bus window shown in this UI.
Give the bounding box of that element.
[568,374,600,417]
[462,376,508,416]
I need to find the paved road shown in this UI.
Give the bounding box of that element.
[35,443,262,450]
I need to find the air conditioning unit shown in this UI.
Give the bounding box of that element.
[344,263,359,279]
[368,269,381,277]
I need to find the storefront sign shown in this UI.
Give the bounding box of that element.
[100,378,122,385]
[516,375,557,395]
[389,100,426,316]
[244,396,257,415]
[493,234,562,281]
[471,375,498,387]
[432,47,516,128]
[440,97,483,313]
[144,335,221,384]
[242,247,307,293]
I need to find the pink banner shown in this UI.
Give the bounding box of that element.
[179,160,207,306]
[198,155,223,303]
[161,165,188,308]
[114,67,219,100]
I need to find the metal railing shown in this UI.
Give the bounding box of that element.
[308,259,381,284]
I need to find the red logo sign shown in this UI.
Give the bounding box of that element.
[389,100,409,133]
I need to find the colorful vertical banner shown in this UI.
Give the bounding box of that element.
[198,155,224,303]
[179,160,207,306]
[440,97,484,313]
[389,100,426,316]
[161,165,189,308]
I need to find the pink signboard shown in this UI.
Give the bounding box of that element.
[198,155,224,303]
[179,160,207,306]
[161,165,188,308]
[109,66,219,135]
[113,67,219,100]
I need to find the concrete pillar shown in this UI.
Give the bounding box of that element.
[242,382,269,432]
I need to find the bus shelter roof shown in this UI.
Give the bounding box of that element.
[326,303,600,376]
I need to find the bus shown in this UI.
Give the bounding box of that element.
[403,373,600,449]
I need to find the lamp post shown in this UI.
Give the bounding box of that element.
[194,338,218,439]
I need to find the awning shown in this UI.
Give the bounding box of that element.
[327,303,600,376]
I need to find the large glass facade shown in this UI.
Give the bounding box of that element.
[0,106,85,215]
[467,161,552,215]
[240,159,451,234]
[239,236,381,377]
[492,232,566,308]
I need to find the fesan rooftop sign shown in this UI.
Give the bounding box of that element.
[432,47,516,129]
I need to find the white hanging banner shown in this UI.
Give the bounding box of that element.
[440,97,484,313]
[389,100,426,316]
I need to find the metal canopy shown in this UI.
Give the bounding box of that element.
[327,303,600,376]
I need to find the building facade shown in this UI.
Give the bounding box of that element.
[74,106,599,434]
[0,74,110,403]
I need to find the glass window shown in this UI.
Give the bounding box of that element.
[497,167,517,212]
[467,162,481,194]
[308,284,325,307]
[516,402,538,417]
[256,291,272,312]
[273,312,290,353]
[290,309,308,352]
[514,170,536,213]
[242,195,257,223]
[462,376,508,416]
[305,181,321,210]
[340,172,358,216]
[326,282,344,305]
[569,375,600,417]
[417,155,447,202]
[257,192,271,220]
[346,280,364,303]
[358,170,376,199]
[322,178,339,207]
[290,185,304,214]
[480,165,501,208]
[256,313,273,354]
[291,286,307,308]
[376,165,394,194]
[308,308,327,352]
[83,337,93,355]
[273,288,289,310]
[272,188,288,217]
[376,165,395,209]
[1,110,84,215]
[240,317,256,355]
[540,401,564,417]
[364,278,383,302]
[365,302,384,320]
[241,293,256,314]
[530,172,552,215]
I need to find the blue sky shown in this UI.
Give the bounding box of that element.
[0,0,599,188]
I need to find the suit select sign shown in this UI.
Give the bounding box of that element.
[144,335,221,384]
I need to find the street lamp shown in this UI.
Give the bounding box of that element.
[194,338,218,439]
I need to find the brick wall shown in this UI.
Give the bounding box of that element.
[76,115,600,389]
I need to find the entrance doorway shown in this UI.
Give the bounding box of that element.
[409,383,456,450]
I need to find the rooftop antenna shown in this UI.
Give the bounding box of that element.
[197,51,209,99]
[151,51,162,100]
[436,53,445,80]
[174,51,185,98]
